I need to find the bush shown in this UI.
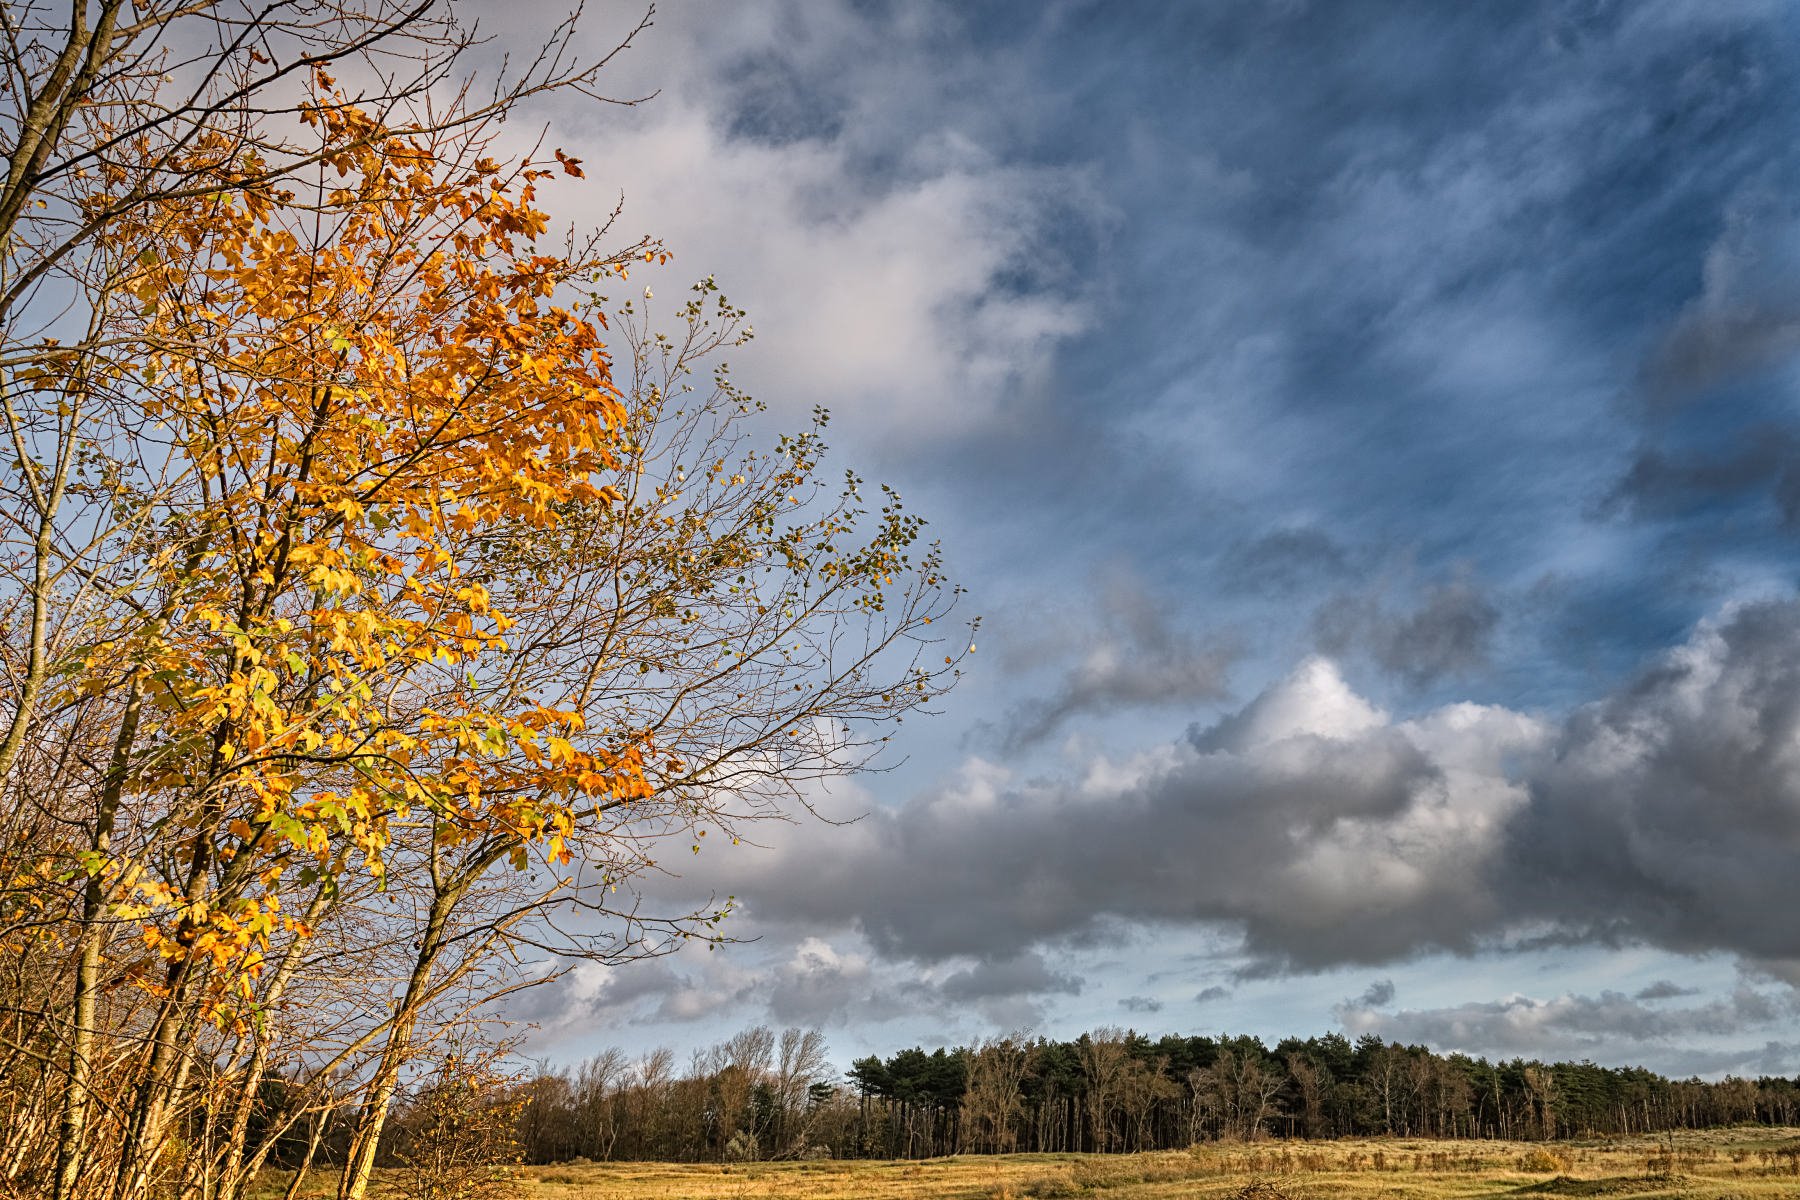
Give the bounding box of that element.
[1518,1147,1571,1173]
[390,1060,524,1200]
[1234,1183,1293,1200]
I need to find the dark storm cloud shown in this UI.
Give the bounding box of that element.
[675,598,1800,992]
[1638,190,1800,410]
[938,953,1083,1001]
[1353,980,1396,1009]
[1604,431,1800,529]
[1313,580,1500,688]
[1505,599,1800,976]
[694,657,1534,971]
[1644,306,1800,407]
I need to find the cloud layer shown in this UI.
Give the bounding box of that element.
[673,599,1800,982]
[1339,985,1800,1076]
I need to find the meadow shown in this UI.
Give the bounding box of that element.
[257,1127,1800,1200]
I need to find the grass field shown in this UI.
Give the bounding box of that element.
[265,1127,1800,1199]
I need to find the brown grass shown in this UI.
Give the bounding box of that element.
[254,1126,1800,1200]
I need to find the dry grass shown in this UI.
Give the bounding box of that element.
[255,1126,1800,1200]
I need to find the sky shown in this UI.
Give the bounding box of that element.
[494,0,1800,1080]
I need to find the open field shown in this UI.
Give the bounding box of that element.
[259,1127,1800,1200]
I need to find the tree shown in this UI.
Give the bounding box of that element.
[390,1052,525,1200]
[1522,1065,1559,1140]
[771,1028,832,1156]
[1285,1051,1328,1139]
[1116,1053,1177,1152]
[962,1034,1034,1153]
[0,5,968,1199]
[1196,1044,1281,1142]
[1077,1028,1129,1152]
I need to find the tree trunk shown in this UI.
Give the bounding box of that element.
[53,680,142,1200]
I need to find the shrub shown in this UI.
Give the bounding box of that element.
[1519,1147,1571,1173]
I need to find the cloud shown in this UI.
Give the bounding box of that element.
[765,938,906,1026]
[938,952,1083,1001]
[681,655,1543,970]
[1353,979,1396,1009]
[992,577,1237,751]
[1640,192,1800,408]
[1635,980,1702,1002]
[1340,986,1800,1069]
[1603,430,1800,528]
[660,597,1800,984]
[1647,308,1800,404]
[506,958,678,1027]
[1504,599,1800,976]
[1120,995,1163,1014]
[540,0,1103,447]
[1195,986,1232,1004]
[1314,577,1500,688]
[506,957,752,1035]
[510,935,1093,1039]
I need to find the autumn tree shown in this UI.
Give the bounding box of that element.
[0,4,967,1200]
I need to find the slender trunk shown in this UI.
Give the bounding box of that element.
[215,889,334,1200]
[115,716,245,1198]
[53,678,143,1200]
[112,951,202,1200]
[335,886,457,1200]
[280,1107,328,1200]
[0,0,129,786]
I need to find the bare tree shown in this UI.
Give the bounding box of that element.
[1077,1028,1130,1153]
[1198,1047,1282,1142]
[771,1028,831,1157]
[390,1050,525,1200]
[961,1034,1033,1154]
[1286,1053,1327,1139]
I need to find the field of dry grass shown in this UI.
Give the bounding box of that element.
[263,1126,1800,1199]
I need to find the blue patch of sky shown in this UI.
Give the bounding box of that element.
[885,0,1800,721]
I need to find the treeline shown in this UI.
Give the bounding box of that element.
[493,1025,1800,1163]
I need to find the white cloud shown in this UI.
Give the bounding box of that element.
[530,0,1101,445]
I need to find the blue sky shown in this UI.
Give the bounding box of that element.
[505,0,1800,1079]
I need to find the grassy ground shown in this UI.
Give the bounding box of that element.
[264,1126,1800,1199]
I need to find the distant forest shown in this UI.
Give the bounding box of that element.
[470,1026,1800,1164]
